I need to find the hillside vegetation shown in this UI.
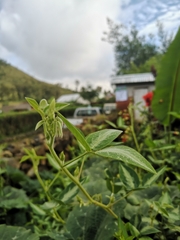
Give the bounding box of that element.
[0,60,72,103]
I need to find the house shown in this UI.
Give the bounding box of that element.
[57,93,90,105]
[111,72,155,119]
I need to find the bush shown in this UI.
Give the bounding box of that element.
[0,111,41,139]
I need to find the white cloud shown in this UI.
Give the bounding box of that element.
[0,0,120,90]
[1,0,179,91]
[119,0,180,34]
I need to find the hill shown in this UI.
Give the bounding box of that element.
[0,59,73,103]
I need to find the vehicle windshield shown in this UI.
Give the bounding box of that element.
[76,109,98,117]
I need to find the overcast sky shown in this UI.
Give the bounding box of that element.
[0,0,179,91]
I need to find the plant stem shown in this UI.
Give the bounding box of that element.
[128,104,140,152]
[33,164,65,224]
[130,125,140,152]
[78,157,85,180]
[49,145,118,219]
[63,152,88,168]
[47,170,62,191]
[108,190,134,208]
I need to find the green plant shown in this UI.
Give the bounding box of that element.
[0,97,159,238]
[103,103,180,238]
[152,28,180,127]
[2,97,180,239]
[24,97,155,211]
[0,111,41,139]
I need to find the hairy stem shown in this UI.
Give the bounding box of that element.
[33,164,65,224]
[49,145,118,219]
[128,104,140,152]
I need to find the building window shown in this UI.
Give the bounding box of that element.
[115,86,128,101]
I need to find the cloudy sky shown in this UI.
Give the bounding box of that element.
[0,0,179,91]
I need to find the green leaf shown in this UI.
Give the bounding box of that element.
[57,112,91,151]
[168,208,180,221]
[130,214,142,229]
[86,129,122,150]
[145,200,169,217]
[41,201,59,210]
[124,203,139,220]
[126,222,140,237]
[126,195,140,206]
[105,120,117,128]
[119,163,140,189]
[35,120,44,130]
[139,237,153,240]
[159,191,172,205]
[59,178,88,204]
[152,28,180,126]
[64,153,87,169]
[29,202,46,216]
[39,99,48,109]
[55,102,69,111]
[0,168,6,175]
[95,146,156,173]
[59,182,80,204]
[106,179,123,193]
[0,225,39,240]
[48,231,69,240]
[117,117,127,129]
[25,97,39,110]
[152,202,169,217]
[0,186,28,209]
[46,153,61,170]
[20,155,30,163]
[169,111,180,119]
[151,145,176,151]
[144,139,156,148]
[117,218,129,238]
[25,97,43,116]
[140,226,160,235]
[142,166,166,187]
[48,98,56,116]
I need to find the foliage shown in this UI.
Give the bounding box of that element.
[100,105,180,239]
[80,85,102,104]
[14,97,159,236]
[1,94,180,239]
[0,111,41,140]
[103,18,173,75]
[152,28,180,126]
[0,225,39,240]
[1,20,179,240]
[123,55,163,76]
[156,20,174,54]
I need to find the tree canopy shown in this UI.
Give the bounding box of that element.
[80,85,101,104]
[103,19,173,75]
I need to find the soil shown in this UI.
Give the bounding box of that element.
[1,129,73,177]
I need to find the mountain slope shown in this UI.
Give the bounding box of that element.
[0,60,72,102]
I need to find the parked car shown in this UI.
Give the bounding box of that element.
[103,103,116,114]
[73,106,103,118]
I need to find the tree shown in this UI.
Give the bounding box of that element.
[123,54,163,76]
[75,79,80,92]
[103,18,173,75]
[0,82,15,101]
[156,20,174,54]
[0,60,6,102]
[80,85,99,104]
